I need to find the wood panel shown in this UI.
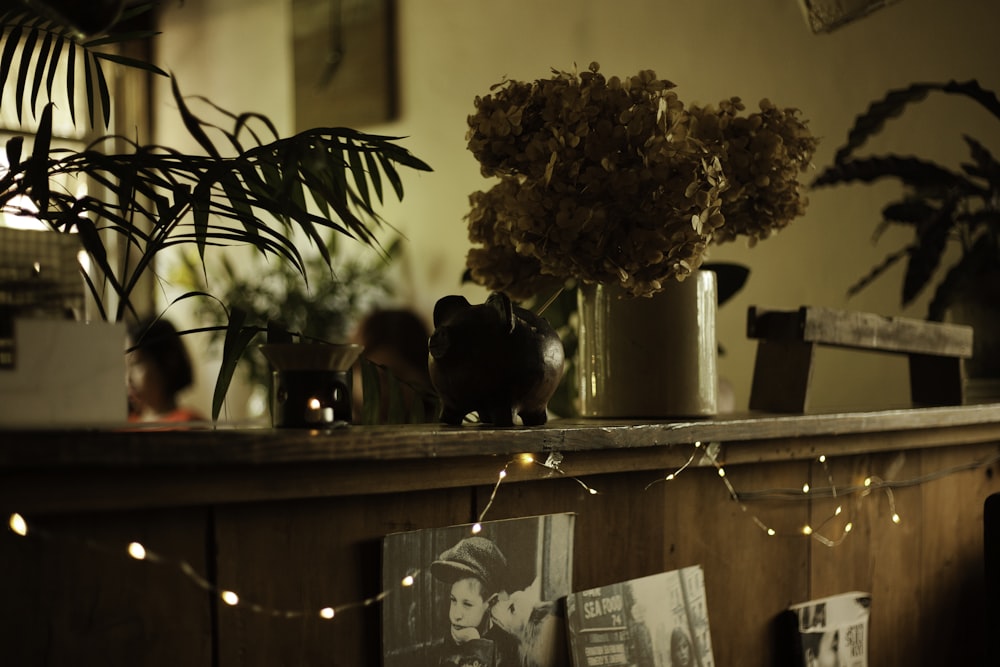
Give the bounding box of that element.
[0,507,212,667]
[807,450,924,664]
[688,458,812,667]
[212,487,471,667]
[916,445,999,666]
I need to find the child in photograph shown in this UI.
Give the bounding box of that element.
[430,536,520,667]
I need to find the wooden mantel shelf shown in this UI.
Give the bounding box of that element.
[2,404,1000,513]
[3,403,1000,468]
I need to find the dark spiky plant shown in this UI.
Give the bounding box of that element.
[812,80,1000,322]
[0,2,432,420]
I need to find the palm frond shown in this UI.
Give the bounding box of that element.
[901,205,954,306]
[213,308,262,422]
[813,155,977,195]
[0,5,164,130]
[847,245,914,298]
[833,80,1000,164]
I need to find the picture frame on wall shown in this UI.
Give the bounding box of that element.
[381,513,575,667]
[291,0,397,131]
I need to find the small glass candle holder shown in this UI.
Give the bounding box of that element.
[259,343,363,428]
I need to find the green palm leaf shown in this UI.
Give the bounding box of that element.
[1,5,164,129]
[0,23,23,103]
[13,25,37,124]
[29,31,52,116]
[213,308,260,422]
[834,80,1000,164]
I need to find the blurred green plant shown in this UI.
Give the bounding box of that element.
[174,234,397,395]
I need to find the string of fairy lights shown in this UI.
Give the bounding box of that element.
[5,441,1000,621]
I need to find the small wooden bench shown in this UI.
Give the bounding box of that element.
[746,306,974,413]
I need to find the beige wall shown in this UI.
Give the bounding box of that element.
[154,0,1000,416]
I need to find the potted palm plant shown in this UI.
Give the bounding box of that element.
[0,1,432,420]
[812,80,1000,385]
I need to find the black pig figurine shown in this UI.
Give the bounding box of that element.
[428,292,565,426]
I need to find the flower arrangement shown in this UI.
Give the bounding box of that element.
[464,62,818,300]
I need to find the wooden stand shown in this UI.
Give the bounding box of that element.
[747,306,974,413]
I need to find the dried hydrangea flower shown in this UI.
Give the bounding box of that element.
[464,63,817,299]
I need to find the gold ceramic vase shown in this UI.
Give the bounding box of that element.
[576,270,718,418]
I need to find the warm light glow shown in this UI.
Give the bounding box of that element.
[694,441,702,448]
[221,590,239,606]
[717,468,726,478]
[835,506,843,516]
[320,607,335,619]
[471,523,482,534]
[127,542,146,560]
[766,528,776,536]
[1,194,45,230]
[77,249,91,273]
[818,455,826,463]
[844,522,854,533]
[802,484,810,493]
[588,488,598,495]
[401,575,414,587]
[665,474,675,481]
[802,525,813,535]
[8,513,27,536]
[498,470,507,479]
[517,453,534,464]
[864,477,872,487]
[892,513,901,524]
[308,397,321,410]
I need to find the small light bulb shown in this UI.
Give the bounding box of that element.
[802,484,810,494]
[665,474,675,481]
[891,513,901,524]
[835,506,843,516]
[588,488,598,495]
[694,441,702,448]
[818,455,826,463]
[127,542,146,560]
[717,468,726,478]
[320,607,335,620]
[518,453,534,464]
[221,590,239,606]
[308,397,321,410]
[401,575,414,587]
[802,525,813,535]
[844,522,853,533]
[766,528,776,536]
[498,470,507,479]
[471,523,482,534]
[864,477,872,487]
[8,513,27,537]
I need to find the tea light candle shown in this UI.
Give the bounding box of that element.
[305,397,334,424]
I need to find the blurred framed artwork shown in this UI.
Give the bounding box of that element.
[291,0,398,130]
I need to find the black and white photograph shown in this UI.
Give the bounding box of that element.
[566,565,715,667]
[786,592,871,667]
[382,513,576,667]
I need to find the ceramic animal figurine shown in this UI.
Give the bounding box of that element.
[428,292,565,426]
